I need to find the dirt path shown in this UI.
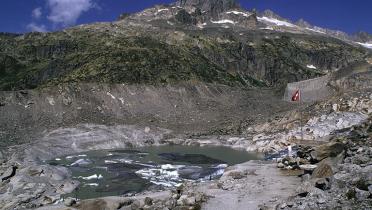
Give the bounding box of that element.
[198,161,300,210]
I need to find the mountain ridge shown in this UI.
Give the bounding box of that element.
[0,0,370,91]
[119,1,372,46]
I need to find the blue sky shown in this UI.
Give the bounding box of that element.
[0,0,371,34]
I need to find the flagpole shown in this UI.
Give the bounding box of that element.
[299,89,303,142]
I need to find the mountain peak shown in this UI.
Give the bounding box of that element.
[296,19,312,28]
[354,31,372,43]
[175,0,240,18]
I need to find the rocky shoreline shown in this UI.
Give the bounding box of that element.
[275,117,372,210]
[0,79,371,210]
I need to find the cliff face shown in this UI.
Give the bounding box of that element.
[176,0,239,18]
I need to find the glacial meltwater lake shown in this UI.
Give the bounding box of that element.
[49,145,263,199]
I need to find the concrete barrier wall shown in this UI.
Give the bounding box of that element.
[284,75,331,102]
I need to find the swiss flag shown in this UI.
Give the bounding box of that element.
[291,90,301,102]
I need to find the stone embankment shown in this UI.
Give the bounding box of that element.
[275,118,372,210]
[241,91,372,153]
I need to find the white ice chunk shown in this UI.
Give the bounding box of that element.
[84,183,99,187]
[161,164,185,170]
[79,174,103,180]
[70,159,91,166]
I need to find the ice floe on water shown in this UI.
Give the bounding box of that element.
[66,154,87,159]
[135,163,228,187]
[161,164,184,170]
[84,183,99,187]
[78,174,103,180]
[200,164,228,181]
[70,159,92,166]
[50,146,260,199]
[116,158,133,164]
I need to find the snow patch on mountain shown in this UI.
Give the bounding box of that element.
[307,65,317,69]
[197,22,207,28]
[356,42,372,49]
[258,16,296,28]
[226,11,250,17]
[306,28,326,34]
[211,19,236,24]
[260,26,274,30]
[157,9,169,13]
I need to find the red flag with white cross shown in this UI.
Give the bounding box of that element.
[291,90,300,102]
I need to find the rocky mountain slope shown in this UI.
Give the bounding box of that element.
[0,0,370,91]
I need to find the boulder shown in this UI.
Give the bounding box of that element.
[0,165,17,182]
[317,198,326,204]
[312,142,345,161]
[279,202,287,209]
[0,151,4,164]
[42,195,60,205]
[173,206,192,210]
[130,200,142,210]
[314,178,330,190]
[299,164,317,173]
[312,152,344,179]
[64,197,76,207]
[144,197,153,206]
[312,162,334,178]
[355,188,370,201]
[228,171,246,179]
[296,181,324,197]
[277,162,285,168]
[301,174,311,182]
[177,195,195,206]
[177,195,188,206]
[57,180,79,194]
[76,198,133,210]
